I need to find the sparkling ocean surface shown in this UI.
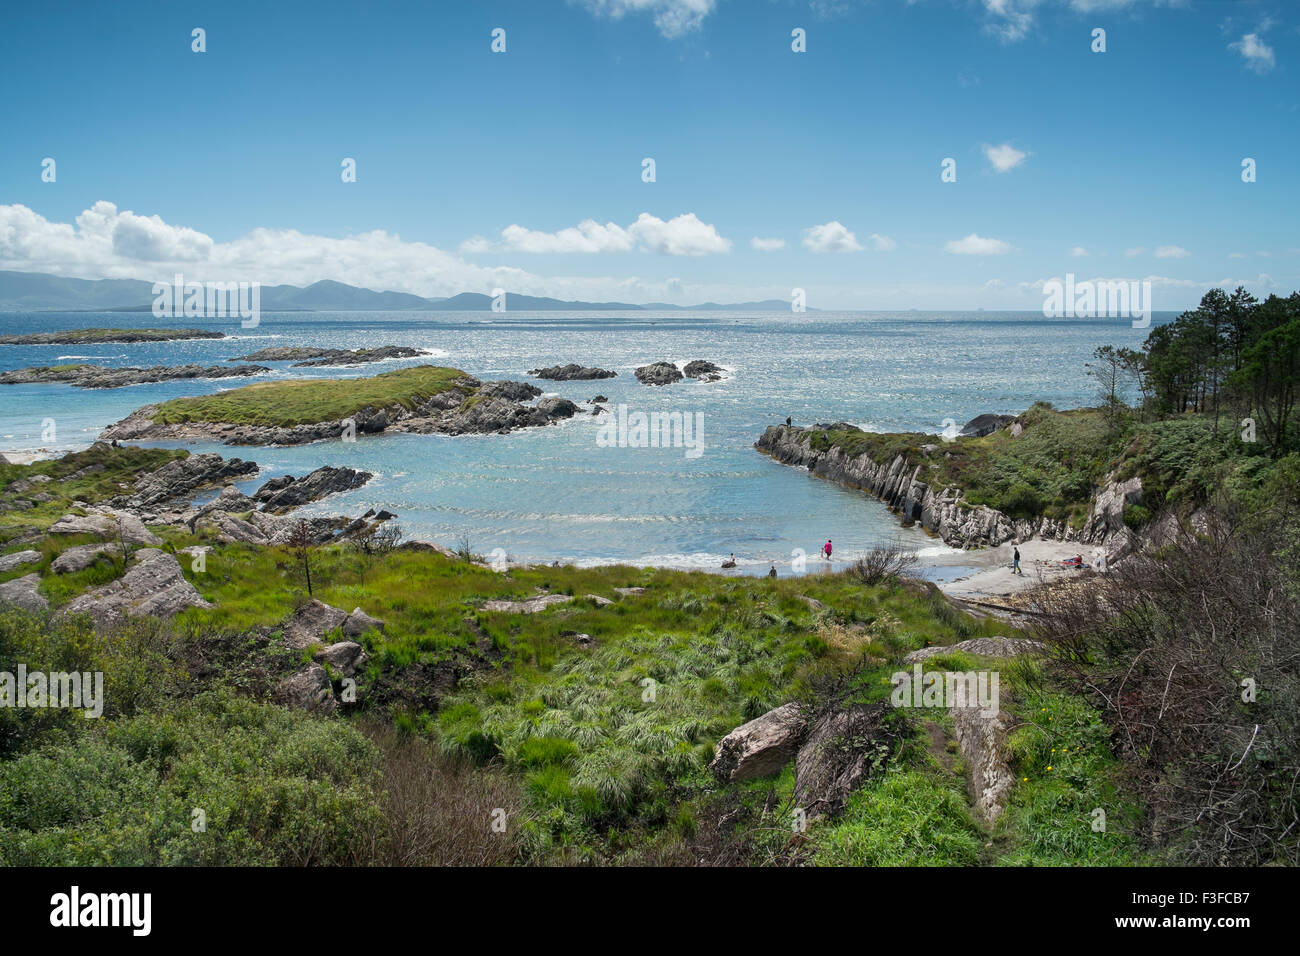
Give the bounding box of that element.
[0,309,1162,574]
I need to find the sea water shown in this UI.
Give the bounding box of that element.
[0,309,1160,573]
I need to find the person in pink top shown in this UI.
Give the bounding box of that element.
[822,540,833,560]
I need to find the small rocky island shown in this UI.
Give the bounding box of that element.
[100,364,580,446]
[231,346,428,367]
[635,360,726,385]
[528,364,617,381]
[0,328,225,345]
[0,363,269,389]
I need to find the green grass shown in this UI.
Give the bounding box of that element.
[810,769,984,866]
[0,443,186,540]
[150,364,470,427]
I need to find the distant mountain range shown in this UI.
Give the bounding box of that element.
[0,271,801,313]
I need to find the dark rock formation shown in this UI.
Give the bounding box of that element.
[0,329,223,345]
[529,364,617,381]
[634,362,684,386]
[253,466,372,513]
[117,453,259,509]
[683,360,725,382]
[0,364,269,389]
[959,413,1016,438]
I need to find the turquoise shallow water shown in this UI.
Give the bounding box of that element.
[0,309,1161,573]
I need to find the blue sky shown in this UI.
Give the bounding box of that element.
[1,0,1296,308]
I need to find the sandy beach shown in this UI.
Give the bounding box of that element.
[924,538,1102,601]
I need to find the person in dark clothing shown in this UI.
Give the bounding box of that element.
[768,563,777,578]
[1013,546,1022,575]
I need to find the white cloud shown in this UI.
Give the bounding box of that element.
[1230,33,1275,73]
[945,233,1013,255]
[576,0,716,38]
[1124,246,1146,257]
[980,0,1040,42]
[1070,246,1089,257]
[0,201,746,303]
[867,233,897,252]
[1155,245,1190,259]
[1228,252,1247,259]
[626,212,732,255]
[803,221,864,253]
[751,237,786,252]
[984,142,1028,173]
[463,213,730,256]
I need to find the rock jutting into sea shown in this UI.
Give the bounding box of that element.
[0,328,225,345]
[0,363,270,389]
[527,364,617,381]
[755,419,1143,559]
[99,366,580,446]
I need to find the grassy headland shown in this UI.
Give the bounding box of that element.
[150,365,469,427]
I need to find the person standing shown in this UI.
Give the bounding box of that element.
[1013,546,1022,576]
[823,540,833,561]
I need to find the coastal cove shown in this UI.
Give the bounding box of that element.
[0,308,1161,571]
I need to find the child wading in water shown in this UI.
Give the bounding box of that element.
[1013,546,1022,575]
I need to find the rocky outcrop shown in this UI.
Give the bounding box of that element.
[0,329,223,345]
[342,607,385,638]
[959,413,1015,438]
[0,550,41,573]
[528,364,616,381]
[0,364,269,389]
[230,346,425,365]
[756,423,1140,551]
[710,702,807,782]
[683,360,725,382]
[50,543,117,574]
[281,599,350,650]
[253,466,372,513]
[49,509,163,546]
[794,703,888,818]
[275,664,336,714]
[314,640,368,677]
[481,593,573,614]
[64,549,210,626]
[116,453,259,509]
[951,701,1015,826]
[101,375,579,446]
[393,394,577,436]
[0,573,48,613]
[904,636,1046,664]
[634,362,684,386]
[291,346,425,367]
